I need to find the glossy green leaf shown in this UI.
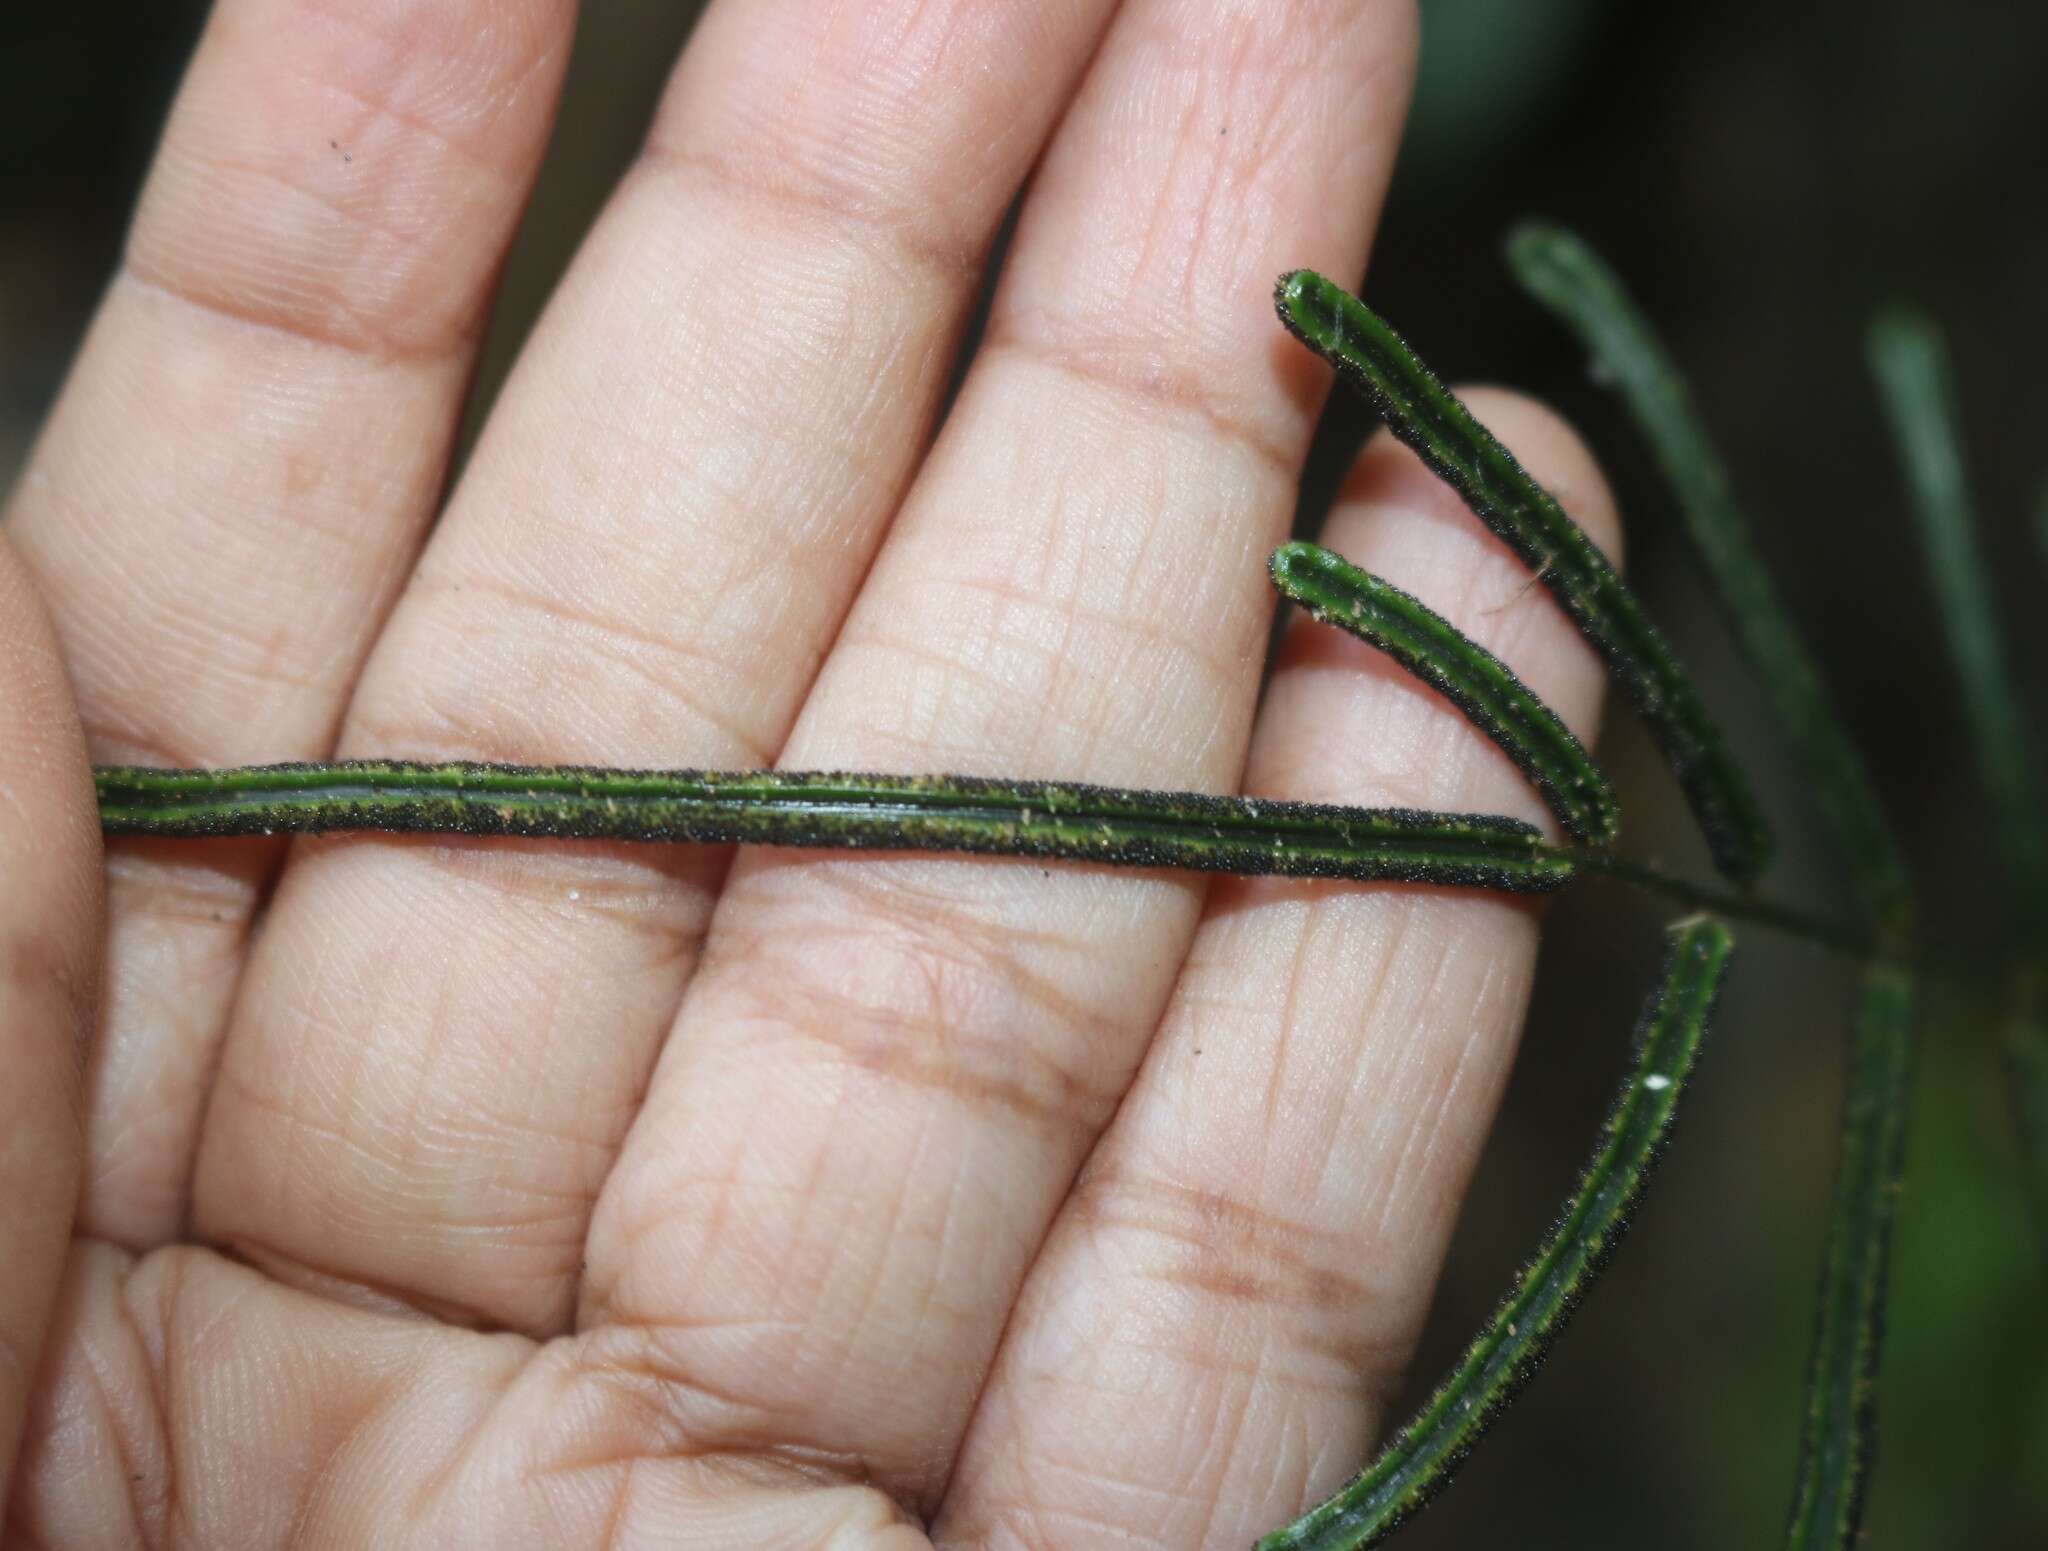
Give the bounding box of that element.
[94,761,1575,894]
[1269,540,1620,843]
[1273,268,1768,884]
[1506,222,1913,943]
[1782,965,1917,1551]
[1255,915,1735,1551]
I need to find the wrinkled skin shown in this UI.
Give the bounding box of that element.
[0,2,1623,1546]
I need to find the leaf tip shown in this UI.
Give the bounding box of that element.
[1502,219,1592,287]
[1668,911,1735,961]
[1273,268,1341,348]
[1502,218,1565,261]
[1267,539,1318,592]
[1866,298,1936,344]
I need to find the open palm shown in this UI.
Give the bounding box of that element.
[0,2,1625,1545]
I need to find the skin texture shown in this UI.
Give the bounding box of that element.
[0,542,101,1512]
[0,2,1621,1546]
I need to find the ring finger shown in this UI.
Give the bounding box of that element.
[938,393,1622,1548]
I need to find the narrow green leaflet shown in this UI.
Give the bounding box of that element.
[1269,540,1620,843]
[1867,306,2047,934]
[1505,223,1912,942]
[1273,269,1768,885]
[94,761,1575,894]
[94,762,1861,943]
[1255,916,1735,1551]
[1866,307,2048,1258]
[1783,966,1917,1551]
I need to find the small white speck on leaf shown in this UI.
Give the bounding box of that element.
[1643,1073,1672,1091]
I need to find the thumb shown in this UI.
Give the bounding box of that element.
[0,535,100,1507]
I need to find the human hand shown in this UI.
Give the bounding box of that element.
[1,2,1624,1545]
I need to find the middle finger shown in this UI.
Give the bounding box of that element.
[583,0,1419,1512]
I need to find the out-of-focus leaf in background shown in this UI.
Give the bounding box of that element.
[1403,0,1617,180]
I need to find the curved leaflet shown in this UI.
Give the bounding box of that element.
[1256,915,1735,1551]
[1269,540,1620,843]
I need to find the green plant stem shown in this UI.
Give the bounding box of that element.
[1566,852,1865,956]
[1507,223,1914,947]
[1272,268,1770,885]
[1256,916,1735,1551]
[1783,966,1917,1551]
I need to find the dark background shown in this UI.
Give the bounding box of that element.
[3,2,2043,1544]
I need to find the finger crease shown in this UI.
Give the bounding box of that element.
[978,324,1294,475]
[637,141,981,282]
[115,262,466,371]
